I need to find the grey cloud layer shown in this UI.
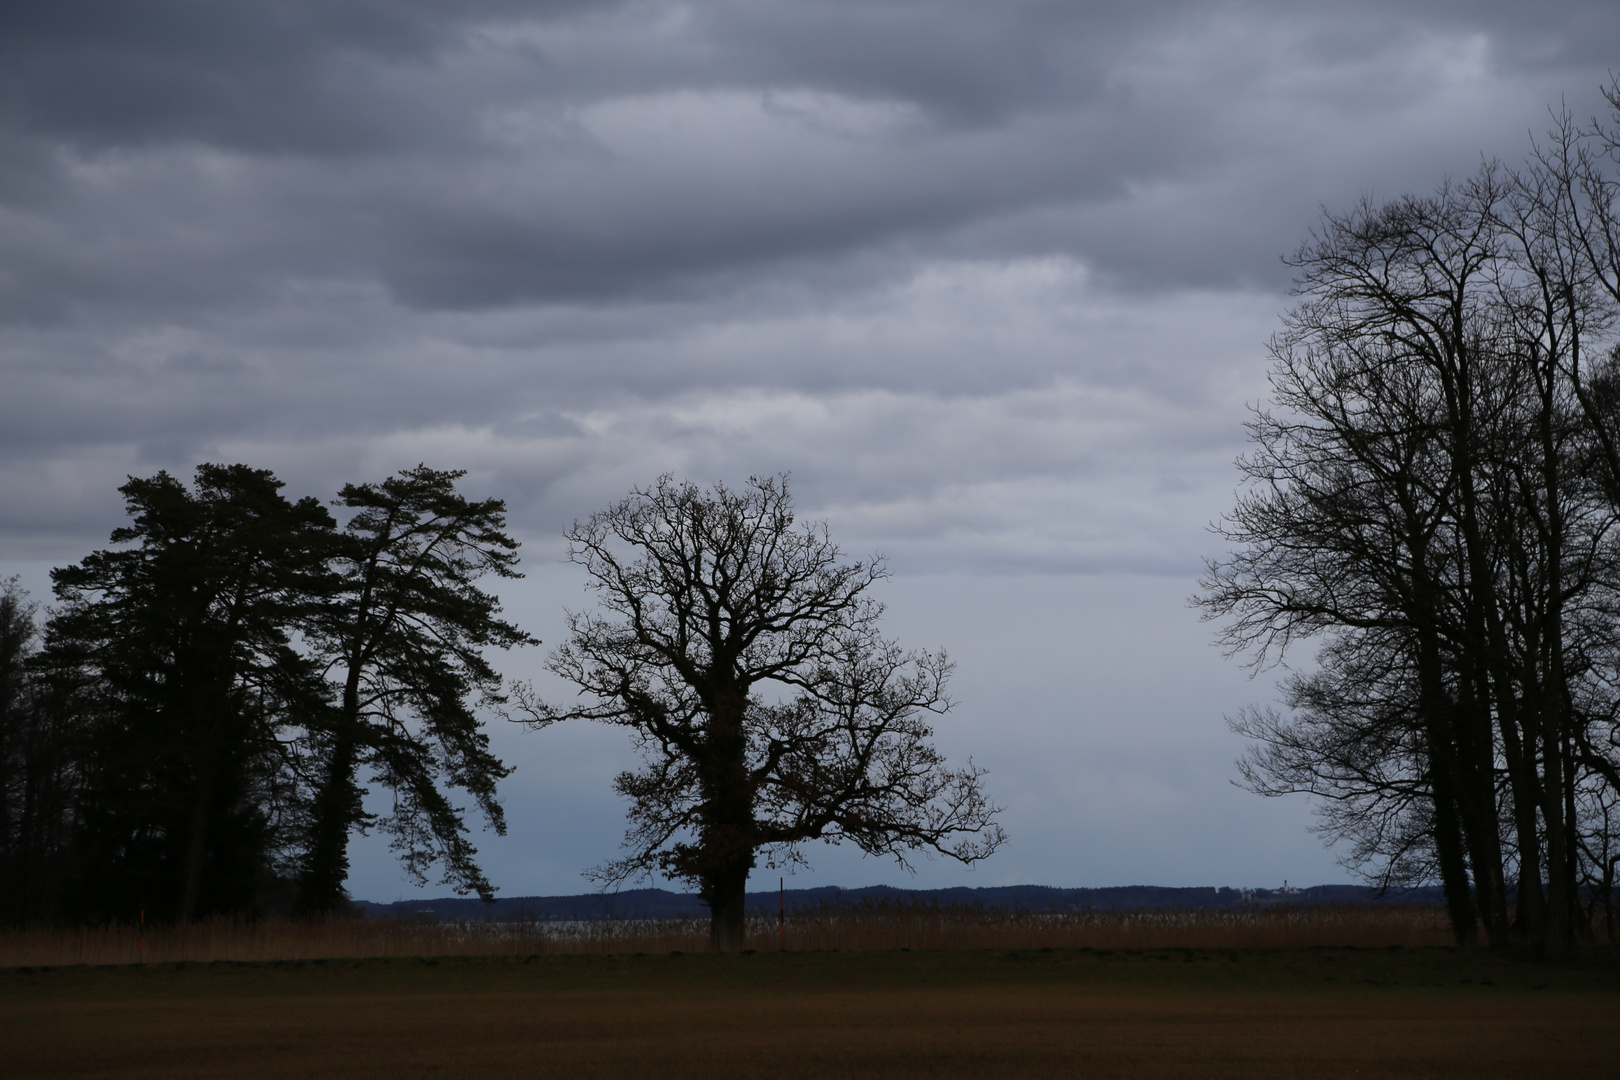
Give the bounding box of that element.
[6,1,1615,325]
[8,0,1620,896]
[1,1,1616,564]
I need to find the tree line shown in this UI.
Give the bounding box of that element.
[0,464,531,926]
[1201,88,1620,952]
[0,468,1001,950]
[43,94,1620,955]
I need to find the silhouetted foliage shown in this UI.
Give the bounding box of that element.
[296,466,534,916]
[511,474,1004,952]
[41,466,335,923]
[1202,86,1620,952]
[1,463,529,927]
[0,578,80,924]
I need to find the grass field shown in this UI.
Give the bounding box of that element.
[3,945,1616,1079]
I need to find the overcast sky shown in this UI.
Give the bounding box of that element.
[4,2,1618,901]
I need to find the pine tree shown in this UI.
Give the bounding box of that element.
[295,466,534,915]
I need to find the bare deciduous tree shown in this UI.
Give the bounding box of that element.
[512,475,1004,952]
[1203,106,1620,950]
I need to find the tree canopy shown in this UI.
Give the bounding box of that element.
[1,463,530,925]
[1202,91,1620,951]
[45,465,335,922]
[512,474,1004,952]
[296,466,534,915]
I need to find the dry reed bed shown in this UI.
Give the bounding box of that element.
[0,901,1458,967]
[778,899,1456,951]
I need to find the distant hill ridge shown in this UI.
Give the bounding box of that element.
[355,883,1445,921]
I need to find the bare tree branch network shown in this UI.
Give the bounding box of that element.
[1200,84,1620,953]
[511,474,1004,952]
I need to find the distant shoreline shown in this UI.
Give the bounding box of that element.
[354,883,1446,921]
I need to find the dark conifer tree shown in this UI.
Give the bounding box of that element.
[295,466,534,916]
[44,465,334,923]
[0,579,81,924]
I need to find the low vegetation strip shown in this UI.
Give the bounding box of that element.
[2,949,1615,1079]
[0,902,1461,967]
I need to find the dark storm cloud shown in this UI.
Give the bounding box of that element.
[0,0,599,153]
[10,1,1620,896]
[0,1,1127,151]
[8,0,1617,325]
[3,0,1619,558]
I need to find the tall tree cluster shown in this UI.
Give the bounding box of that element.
[0,464,531,926]
[1201,88,1620,952]
[0,577,79,925]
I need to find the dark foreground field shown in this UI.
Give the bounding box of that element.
[3,947,1616,1079]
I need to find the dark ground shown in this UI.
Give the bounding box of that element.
[3,946,1614,1078]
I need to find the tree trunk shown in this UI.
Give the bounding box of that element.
[1533,359,1575,956]
[1443,348,1528,946]
[296,663,364,917]
[1455,680,1510,947]
[1496,694,1547,943]
[705,860,750,953]
[178,751,217,924]
[700,683,755,953]
[1429,782,1479,946]
[296,729,358,917]
[1539,715,1573,953]
[1413,614,1478,945]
